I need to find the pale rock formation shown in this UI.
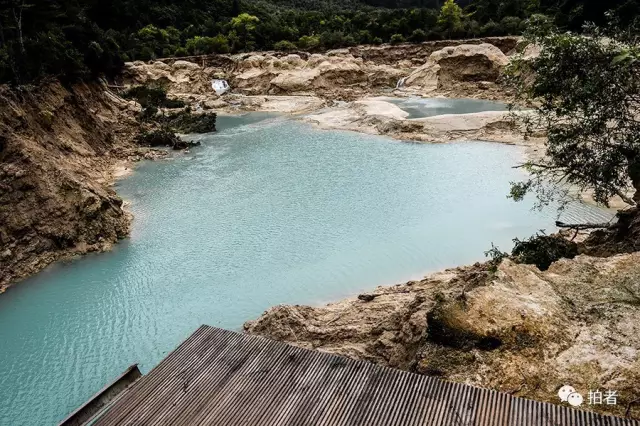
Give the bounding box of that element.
[304,99,537,147]
[245,254,640,418]
[231,53,374,96]
[405,43,509,91]
[121,38,522,100]
[123,61,218,96]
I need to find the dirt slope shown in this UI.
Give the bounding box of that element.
[0,80,151,292]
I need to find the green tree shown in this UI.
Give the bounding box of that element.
[437,0,463,38]
[174,47,188,57]
[390,33,405,44]
[297,35,320,50]
[319,31,347,49]
[500,16,523,35]
[185,35,230,55]
[230,13,259,51]
[505,20,640,210]
[409,29,427,42]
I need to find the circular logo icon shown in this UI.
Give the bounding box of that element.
[567,392,584,407]
[558,385,576,402]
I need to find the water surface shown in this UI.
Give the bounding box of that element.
[0,114,610,425]
[384,97,508,119]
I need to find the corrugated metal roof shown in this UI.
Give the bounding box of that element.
[93,325,640,426]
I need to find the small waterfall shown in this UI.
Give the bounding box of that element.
[395,77,406,89]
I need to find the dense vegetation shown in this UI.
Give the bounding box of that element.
[0,0,639,84]
[496,15,640,264]
[506,16,640,209]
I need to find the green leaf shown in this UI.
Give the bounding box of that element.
[612,51,631,65]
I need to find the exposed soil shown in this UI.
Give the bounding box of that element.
[0,80,164,292]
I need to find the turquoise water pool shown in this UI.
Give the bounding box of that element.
[0,114,610,425]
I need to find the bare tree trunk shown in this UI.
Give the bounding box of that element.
[12,1,25,54]
[627,155,640,204]
[0,14,20,83]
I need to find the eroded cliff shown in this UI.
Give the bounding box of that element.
[0,80,154,292]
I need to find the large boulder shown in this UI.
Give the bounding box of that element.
[232,54,371,95]
[405,43,509,91]
[270,69,320,92]
[122,60,216,95]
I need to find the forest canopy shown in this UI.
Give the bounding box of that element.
[0,0,639,84]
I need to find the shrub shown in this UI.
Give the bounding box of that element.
[480,20,499,36]
[185,35,230,55]
[484,243,508,273]
[511,233,578,271]
[390,34,406,45]
[139,105,159,121]
[139,46,156,61]
[485,233,579,271]
[297,35,320,51]
[124,85,184,109]
[123,85,168,108]
[320,31,348,49]
[501,16,523,35]
[357,30,373,45]
[135,128,181,147]
[273,40,297,52]
[164,110,217,133]
[409,29,427,43]
[174,47,188,57]
[135,128,201,150]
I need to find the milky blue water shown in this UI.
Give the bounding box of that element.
[0,113,611,425]
[384,97,509,119]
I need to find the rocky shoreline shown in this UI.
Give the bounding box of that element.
[1,37,524,292]
[0,81,141,292]
[244,252,640,418]
[0,80,207,293]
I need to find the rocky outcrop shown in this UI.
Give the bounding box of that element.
[231,52,406,97]
[121,37,520,101]
[245,254,640,418]
[304,99,541,150]
[351,36,519,64]
[122,60,220,96]
[405,43,509,94]
[0,81,157,292]
[123,52,409,100]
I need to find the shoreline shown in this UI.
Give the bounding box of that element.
[244,250,640,419]
[0,39,625,291]
[1,92,619,293]
[3,37,639,422]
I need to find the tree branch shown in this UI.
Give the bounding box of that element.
[555,221,613,230]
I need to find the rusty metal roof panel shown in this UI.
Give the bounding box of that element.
[92,326,640,426]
